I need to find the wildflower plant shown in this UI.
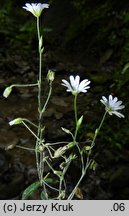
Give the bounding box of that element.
[3,3,125,200]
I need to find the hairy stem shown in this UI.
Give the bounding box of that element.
[35,16,48,199]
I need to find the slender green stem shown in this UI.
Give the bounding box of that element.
[74,94,78,125]
[38,50,42,113]
[41,83,52,114]
[68,173,84,200]
[37,17,40,42]
[36,16,48,199]
[39,150,44,184]
[45,146,53,158]
[45,159,55,173]
[85,111,108,170]
[12,83,38,88]
[73,94,78,142]
[90,111,107,150]
[84,111,107,179]
[74,127,78,143]
[68,111,107,200]
[73,93,84,177]
[59,178,63,200]
[44,182,59,192]
[46,141,69,146]
[22,121,40,140]
[37,16,42,113]
[16,145,35,151]
[24,119,38,128]
[59,160,71,200]
[76,143,84,173]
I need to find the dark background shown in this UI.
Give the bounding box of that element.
[0,0,129,199]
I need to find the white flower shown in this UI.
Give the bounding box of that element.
[23,3,49,17]
[61,75,90,95]
[100,95,125,118]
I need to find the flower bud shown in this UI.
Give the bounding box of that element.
[53,170,62,177]
[54,146,68,158]
[61,127,71,134]
[47,70,55,82]
[9,118,23,126]
[3,86,13,98]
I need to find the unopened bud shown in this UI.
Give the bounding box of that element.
[3,86,13,98]
[47,70,55,82]
[9,118,23,126]
[54,146,68,158]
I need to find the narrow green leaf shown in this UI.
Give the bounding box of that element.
[44,177,58,184]
[89,160,97,171]
[22,181,40,200]
[77,115,83,130]
[67,142,75,148]
[122,63,129,74]
[95,128,99,135]
[40,191,47,200]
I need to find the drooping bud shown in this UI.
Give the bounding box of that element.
[9,118,23,126]
[53,170,62,178]
[54,146,68,158]
[61,127,71,134]
[3,86,13,98]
